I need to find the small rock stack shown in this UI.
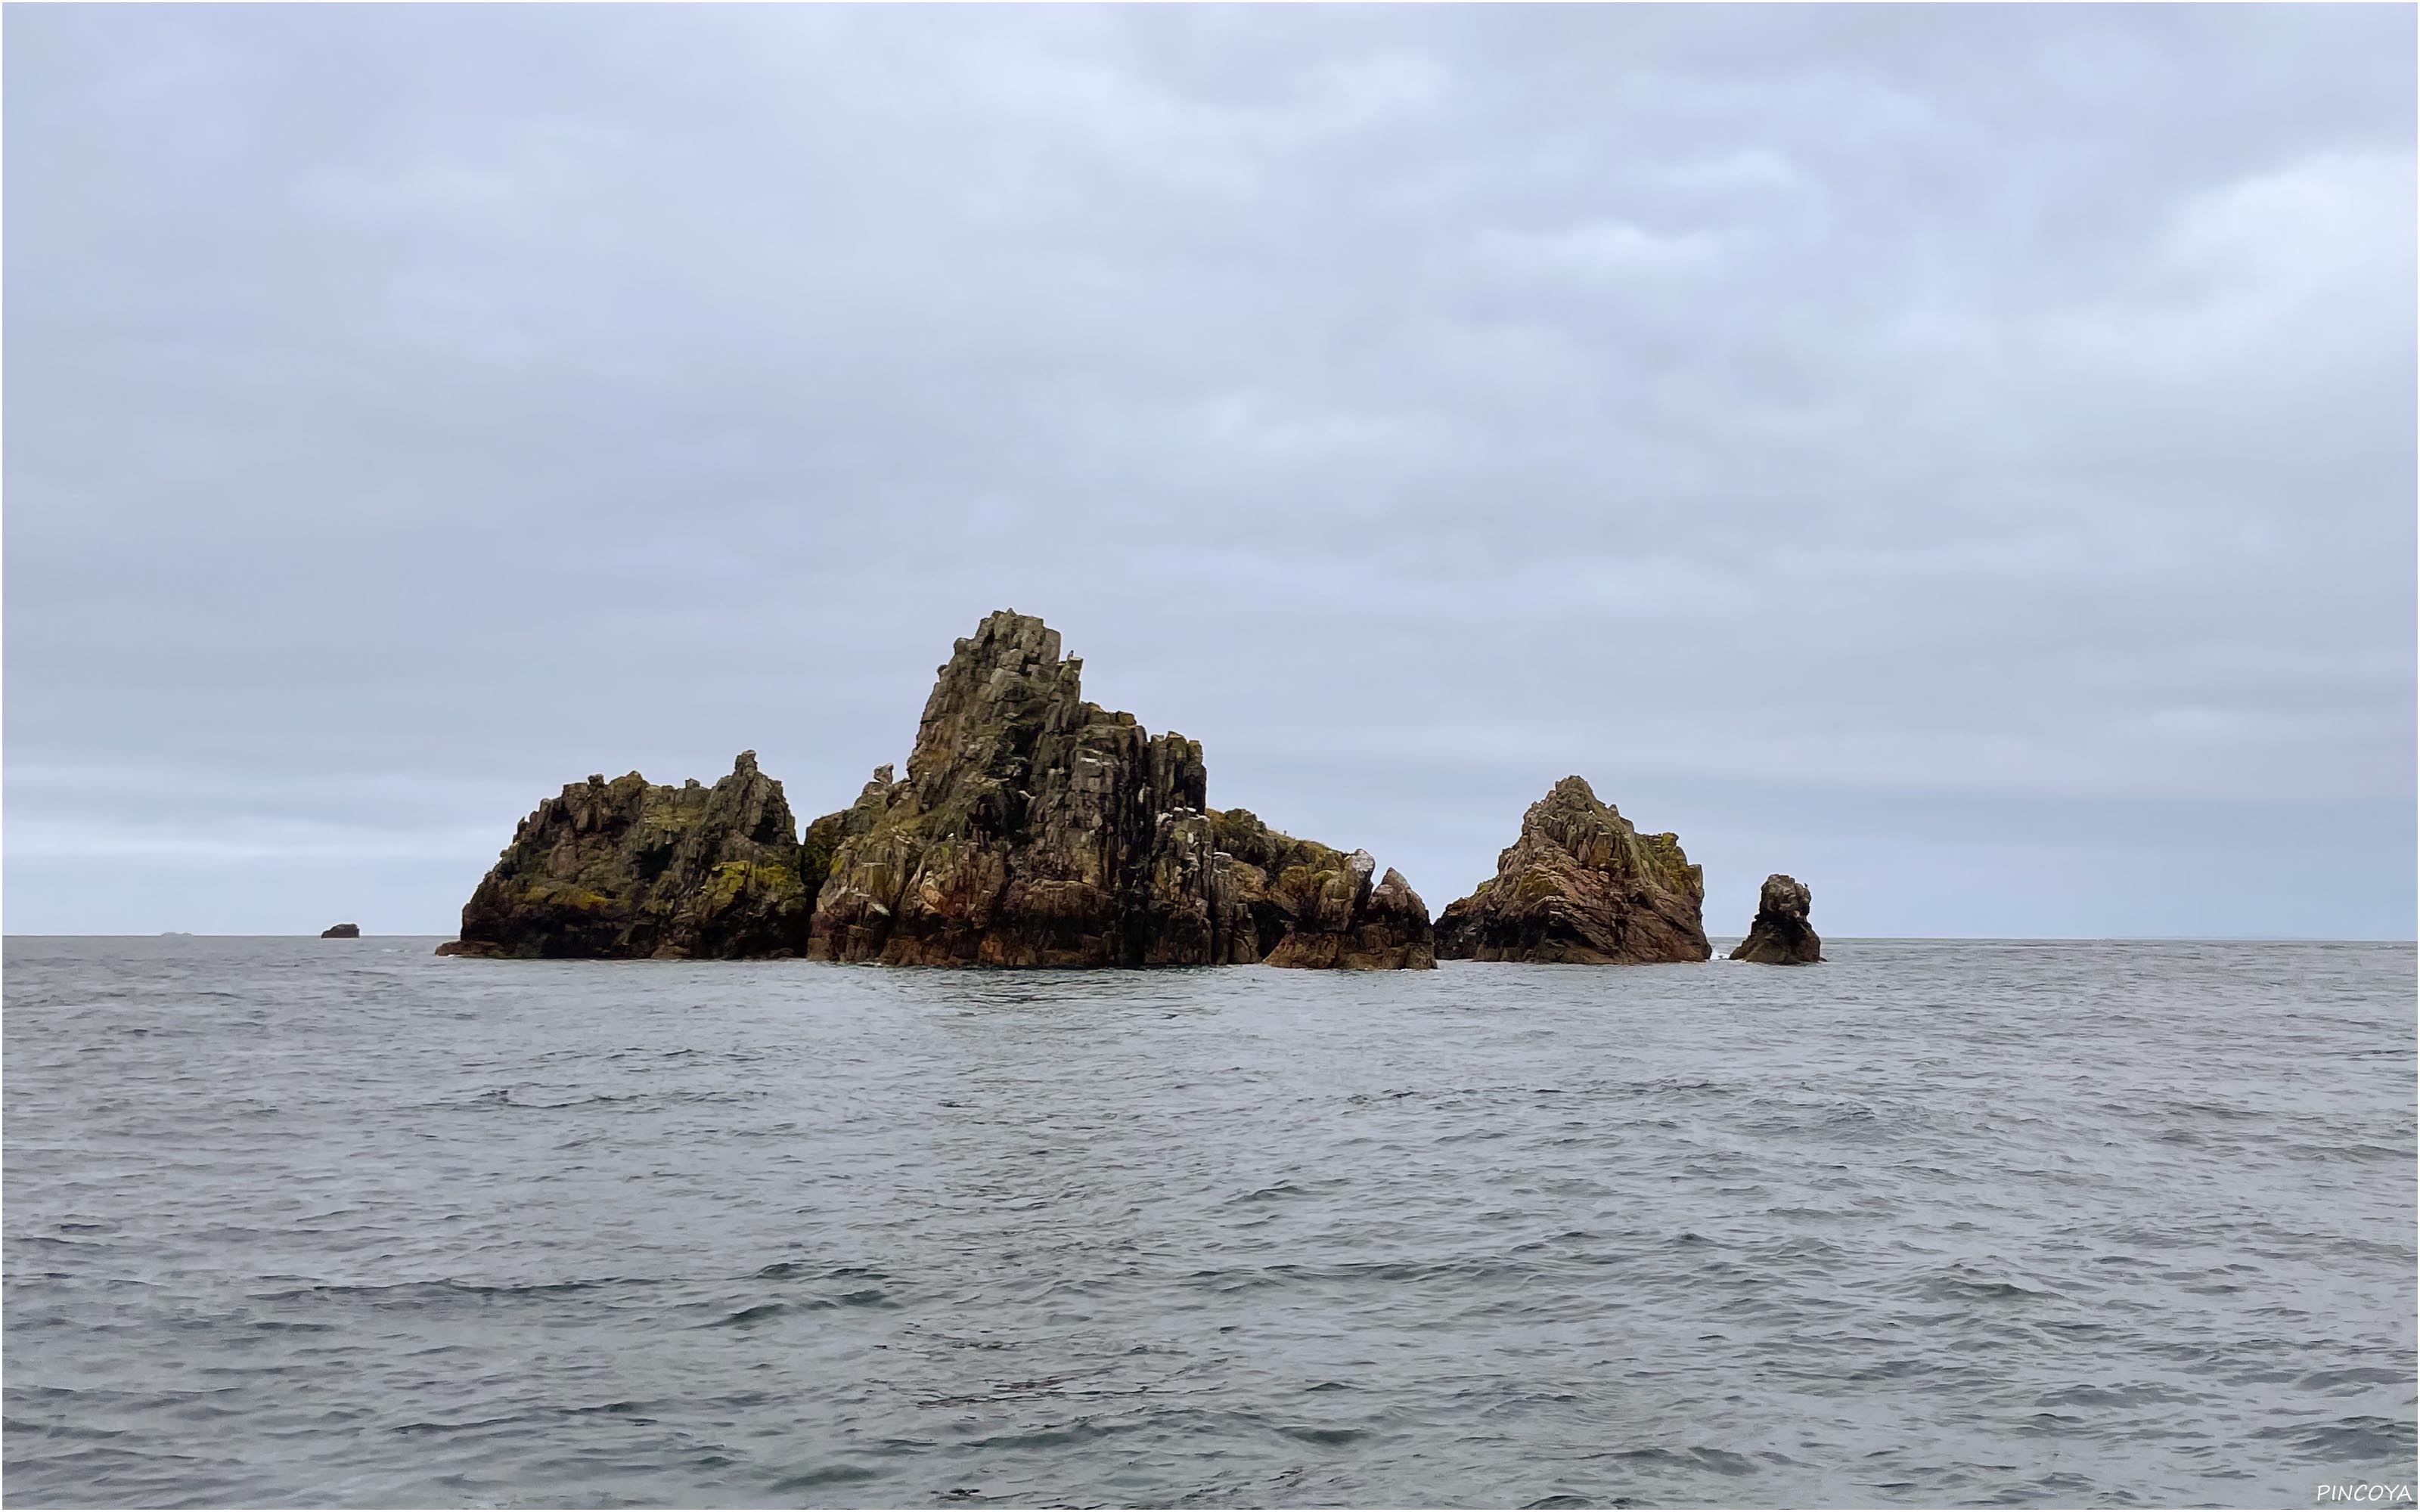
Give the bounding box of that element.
[1730,874,1822,965]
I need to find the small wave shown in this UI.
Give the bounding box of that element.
[393,1399,660,1436]
[1231,1179,1347,1204]
[1601,1445,1758,1476]
[768,1463,883,1492]
[957,1421,1122,1452]
[246,1277,656,1309]
[2032,1381,2189,1408]
[1273,1422,1370,1446]
[752,1262,888,1281]
[2254,1414,2418,1459]
[2297,1365,2414,1392]
[1182,1256,1544,1294]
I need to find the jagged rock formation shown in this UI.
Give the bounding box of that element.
[1730,873,1822,964]
[1205,810,1433,968]
[807,611,1432,969]
[1262,854,1436,971]
[1434,776,1709,964]
[436,612,1431,968]
[320,922,361,939]
[436,752,824,959]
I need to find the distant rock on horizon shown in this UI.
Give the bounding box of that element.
[435,611,1432,969]
[1434,776,1710,965]
[320,923,361,939]
[1730,874,1823,965]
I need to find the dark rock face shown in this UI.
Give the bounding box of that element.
[436,751,823,959]
[1205,807,1434,968]
[1260,852,1438,971]
[1730,873,1822,965]
[1434,776,1709,965]
[320,923,361,939]
[808,611,1431,968]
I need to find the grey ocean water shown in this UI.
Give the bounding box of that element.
[5,936,2414,1509]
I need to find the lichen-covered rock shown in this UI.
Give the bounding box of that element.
[805,611,1429,968]
[436,751,822,959]
[1730,873,1822,965]
[435,612,1430,968]
[1208,808,1342,959]
[320,922,361,939]
[1434,776,1709,965]
[1259,852,1437,970]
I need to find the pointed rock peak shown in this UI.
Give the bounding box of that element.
[958,609,1065,668]
[927,613,1077,705]
[849,766,899,809]
[734,750,759,773]
[908,612,1092,793]
[1537,774,1621,823]
[1373,866,1429,920]
[1436,775,1708,965]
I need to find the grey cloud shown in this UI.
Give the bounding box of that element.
[5,5,2412,937]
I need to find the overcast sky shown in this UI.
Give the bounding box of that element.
[6,5,2413,940]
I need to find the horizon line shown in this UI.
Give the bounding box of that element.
[7,933,2415,947]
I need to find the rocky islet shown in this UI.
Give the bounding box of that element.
[1433,776,1711,965]
[437,612,1811,969]
[440,612,1433,968]
[435,751,820,960]
[1730,873,1823,965]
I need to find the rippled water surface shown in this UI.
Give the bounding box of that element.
[6,937,2415,1508]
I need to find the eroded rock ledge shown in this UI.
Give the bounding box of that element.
[439,611,1432,969]
[1433,776,1710,965]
